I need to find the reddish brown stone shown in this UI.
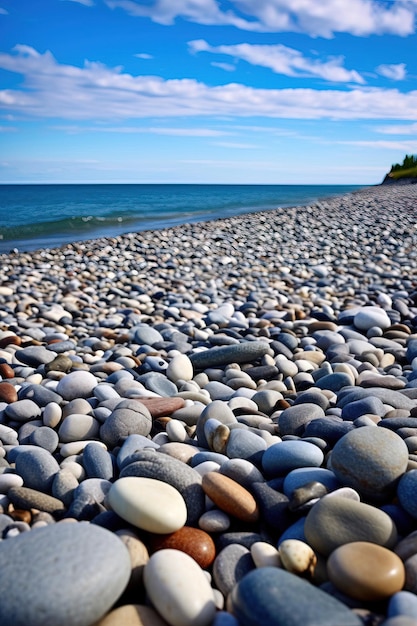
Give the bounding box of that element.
[149,526,216,569]
[202,472,259,524]
[0,382,18,403]
[0,363,15,379]
[0,335,21,349]
[10,509,32,524]
[138,397,185,418]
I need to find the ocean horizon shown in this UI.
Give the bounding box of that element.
[0,183,367,254]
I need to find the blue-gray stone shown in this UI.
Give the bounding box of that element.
[220,458,265,490]
[196,400,237,449]
[293,389,330,410]
[337,387,415,410]
[189,341,270,370]
[52,470,79,508]
[315,372,353,392]
[0,424,18,445]
[231,567,362,626]
[5,399,42,422]
[277,516,307,545]
[217,532,265,551]
[133,325,164,346]
[278,403,325,436]
[212,612,240,626]
[262,440,324,477]
[18,384,62,406]
[303,417,355,444]
[204,381,235,401]
[191,450,229,467]
[82,442,115,481]
[0,522,130,626]
[117,433,159,469]
[15,346,57,367]
[100,399,152,449]
[331,426,409,503]
[397,470,417,518]
[66,478,112,520]
[29,426,59,453]
[283,467,340,499]
[251,482,290,534]
[341,396,386,420]
[45,340,76,353]
[226,428,266,465]
[138,372,177,397]
[119,448,205,526]
[14,446,60,493]
[213,544,255,597]
[388,591,417,619]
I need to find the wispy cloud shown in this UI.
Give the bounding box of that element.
[212,62,236,72]
[61,0,95,6]
[0,8,9,15]
[375,122,417,135]
[52,124,233,136]
[105,0,416,37]
[376,63,407,81]
[1,46,417,123]
[341,139,417,151]
[135,53,153,59]
[189,40,365,84]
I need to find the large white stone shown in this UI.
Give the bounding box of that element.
[108,476,187,533]
[144,549,216,626]
[166,354,194,383]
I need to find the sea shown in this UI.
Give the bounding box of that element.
[0,183,366,254]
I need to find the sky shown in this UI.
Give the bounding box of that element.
[0,0,417,185]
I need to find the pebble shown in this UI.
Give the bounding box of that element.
[0,184,416,624]
[144,549,216,626]
[212,543,255,596]
[108,476,187,533]
[0,522,131,626]
[327,541,405,601]
[149,526,216,569]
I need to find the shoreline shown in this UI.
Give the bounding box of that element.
[1,182,417,624]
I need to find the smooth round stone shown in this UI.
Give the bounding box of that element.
[201,471,259,523]
[94,604,170,626]
[250,482,290,534]
[278,403,325,436]
[56,371,98,400]
[58,414,100,443]
[330,426,409,502]
[52,469,79,507]
[140,372,178,397]
[190,341,270,370]
[279,539,317,577]
[196,400,237,449]
[225,428,267,464]
[219,458,265,490]
[19,384,62,407]
[137,396,186,418]
[5,398,42,422]
[230,566,362,626]
[117,434,159,469]
[29,425,59,453]
[388,591,417,620]
[67,478,111,521]
[283,467,340,499]
[120,449,205,526]
[327,542,405,601]
[304,495,398,556]
[354,307,391,331]
[15,446,60,492]
[100,399,152,448]
[167,354,194,383]
[108,476,187,533]
[150,526,216,569]
[0,382,18,403]
[15,345,57,366]
[198,509,231,533]
[262,440,324,477]
[397,470,417,519]
[44,354,73,373]
[133,326,164,346]
[213,544,255,596]
[341,396,386,420]
[0,522,131,626]
[82,442,114,481]
[250,541,281,568]
[144,549,216,626]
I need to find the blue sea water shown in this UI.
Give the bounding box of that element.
[0,183,366,254]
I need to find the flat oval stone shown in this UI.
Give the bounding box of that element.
[262,440,324,477]
[149,526,216,569]
[330,426,409,502]
[0,382,18,403]
[100,399,152,449]
[201,471,259,523]
[136,397,185,418]
[230,567,362,626]
[8,486,66,516]
[14,446,60,492]
[108,476,187,533]
[167,354,193,383]
[278,403,325,436]
[190,341,270,369]
[144,549,216,626]
[327,541,405,601]
[213,543,255,596]
[5,398,42,422]
[58,414,100,443]
[0,522,131,626]
[304,495,398,556]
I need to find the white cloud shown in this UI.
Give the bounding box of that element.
[189,40,365,84]
[341,139,417,151]
[105,0,416,37]
[212,62,236,72]
[61,0,95,5]
[0,8,9,14]
[135,53,153,59]
[1,46,417,123]
[52,125,232,136]
[376,122,417,135]
[376,63,407,80]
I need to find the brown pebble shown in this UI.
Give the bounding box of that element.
[0,363,15,379]
[9,508,32,524]
[0,335,21,348]
[327,541,405,601]
[138,397,185,418]
[149,526,216,569]
[0,382,18,403]
[201,471,259,524]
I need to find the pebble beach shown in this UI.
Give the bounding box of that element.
[1,182,417,625]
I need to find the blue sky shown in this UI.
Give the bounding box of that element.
[1,0,417,184]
